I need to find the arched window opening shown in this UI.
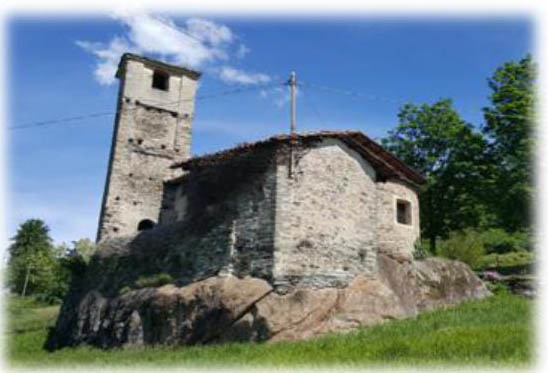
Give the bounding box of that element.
[138,219,156,231]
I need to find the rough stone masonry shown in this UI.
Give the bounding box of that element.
[45,54,489,350]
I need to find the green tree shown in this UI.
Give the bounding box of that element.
[7,219,57,296]
[482,55,535,231]
[382,99,492,251]
[7,221,96,302]
[71,238,97,263]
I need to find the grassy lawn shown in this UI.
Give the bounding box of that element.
[5,292,534,369]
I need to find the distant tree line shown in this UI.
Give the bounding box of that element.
[382,55,535,268]
[6,219,96,303]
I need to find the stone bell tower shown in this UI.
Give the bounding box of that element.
[97,53,201,242]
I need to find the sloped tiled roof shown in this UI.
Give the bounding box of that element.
[171,131,426,186]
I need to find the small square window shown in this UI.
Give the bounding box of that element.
[152,70,169,91]
[396,199,412,225]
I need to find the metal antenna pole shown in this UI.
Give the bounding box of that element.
[289,71,296,135]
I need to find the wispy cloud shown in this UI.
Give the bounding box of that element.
[260,86,300,108]
[218,66,271,85]
[76,12,270,86]
[236,44,250,59]
[76,37,133,85]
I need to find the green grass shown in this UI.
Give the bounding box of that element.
[5,293,534,369]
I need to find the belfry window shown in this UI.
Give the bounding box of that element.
[152,70,169,91]
[396,199,412,225]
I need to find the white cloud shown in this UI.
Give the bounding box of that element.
[219,66,271,85]
[236,44,250,59]
[185,18,233,46]
[76,37,134,85]
[259,86,300,108]
[77,12,271,86]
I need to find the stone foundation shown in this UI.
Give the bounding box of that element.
[45,253,490,350]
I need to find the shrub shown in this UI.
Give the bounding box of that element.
[413,239,432,260]
[134,273,174,289]
[486,281,511,295]
[438,229,485,267]
[33,293,63,305]
[476,251,534,274]
[477,251,534,268]
[480,228,531,254]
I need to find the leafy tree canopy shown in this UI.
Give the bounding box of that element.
[7,219,58,296]
[482,55,535,231]
[8,219,53,262]
[382,99,492,250]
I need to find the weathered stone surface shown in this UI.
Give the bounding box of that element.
[376,179,421,262]
[46,276,272,349]
[246,276,407,343]
[46,254,489,350]
[413,257,491,310]
[273,139,380,288]
[97,55,199,242]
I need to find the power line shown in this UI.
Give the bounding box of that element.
[300,80,534,122]
[10,78,533,131]
[299,80,406,106]
[299,83,328,128]
[9,82,282,131]
[9,111,116,130]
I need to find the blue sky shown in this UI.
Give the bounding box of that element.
[6,14,532,248]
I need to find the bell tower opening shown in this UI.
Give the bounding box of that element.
[152,70,169,91]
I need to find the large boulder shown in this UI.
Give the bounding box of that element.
[45,252,489,350]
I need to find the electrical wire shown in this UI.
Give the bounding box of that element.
[298,83,328,128]
[299,80,534,122]
[10,78,533,131]
[9,82,282,131]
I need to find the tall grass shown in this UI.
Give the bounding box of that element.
[5,293,533,368]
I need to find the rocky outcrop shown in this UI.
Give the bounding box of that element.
[45,253,489,350]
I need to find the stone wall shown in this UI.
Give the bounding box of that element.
[376,179,420,261]
[97,57,198,242]
[98,136,421,290]
[156,146,280,282]
[272,139,379,289]
[157,139,420,289]
[122,59,198,116]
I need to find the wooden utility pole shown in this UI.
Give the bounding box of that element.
[288,71,297,178]
[289,71,297,135]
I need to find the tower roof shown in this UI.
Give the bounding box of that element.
[116,53,202,80]
[171,131,426,186]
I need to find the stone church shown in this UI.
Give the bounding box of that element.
[46,54,488,349]
[96,53,425,289]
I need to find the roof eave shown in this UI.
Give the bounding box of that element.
[169,131,427,185]
[115,53,202,80]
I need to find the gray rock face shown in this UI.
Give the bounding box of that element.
[45,253,489,350]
